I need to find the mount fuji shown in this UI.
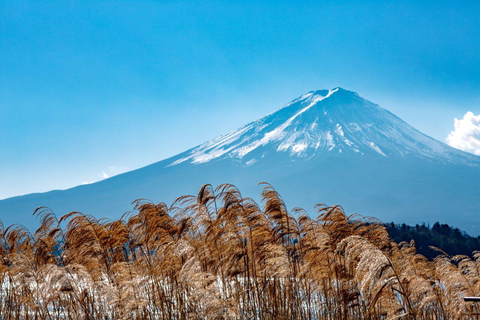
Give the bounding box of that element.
[2,88,480,233]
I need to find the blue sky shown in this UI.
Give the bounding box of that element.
[1,0,480,199]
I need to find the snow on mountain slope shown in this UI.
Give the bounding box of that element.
[169,88,478,167]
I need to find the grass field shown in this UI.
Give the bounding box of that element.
[0,183,478,319]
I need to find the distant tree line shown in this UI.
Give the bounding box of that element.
[385,222,480,259]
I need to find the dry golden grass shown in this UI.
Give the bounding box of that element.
[0,183,478,319]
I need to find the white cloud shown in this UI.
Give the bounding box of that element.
[446,111,480,155]
[81,166,129,186]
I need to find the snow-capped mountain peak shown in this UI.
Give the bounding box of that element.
[169,88,476,167]
[2,87,480,234]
